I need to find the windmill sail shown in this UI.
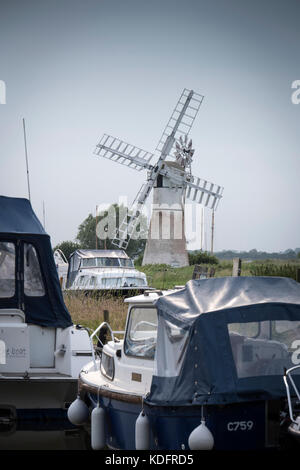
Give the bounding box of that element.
[185,176,224,210]
[112,90,200,250]
[94,134,154,171]
[155,89,204,157]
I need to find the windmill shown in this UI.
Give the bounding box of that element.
[94,89,223,266]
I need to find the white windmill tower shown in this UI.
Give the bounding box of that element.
[94,89,223,267]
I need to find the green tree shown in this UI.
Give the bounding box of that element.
[76,204,147,259]
[76,214,97,250]
[188,251,219,265]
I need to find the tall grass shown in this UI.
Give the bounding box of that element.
[64,291,128,333]
[249,263,300,280]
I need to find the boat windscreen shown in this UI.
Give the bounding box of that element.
[124,307,158,359]
[82,257,121,267]
[24,243,45,297]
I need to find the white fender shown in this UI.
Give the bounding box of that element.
[67,396,89,426]
[188,419,214,450]
[135,411,150,450]
[91,404,106,450]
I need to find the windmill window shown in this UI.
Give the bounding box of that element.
[24,243,45,297]
[156,174,163,188]
[0,242,15,298]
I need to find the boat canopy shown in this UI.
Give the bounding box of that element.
[0,196,72,328]
[146,277,300,406]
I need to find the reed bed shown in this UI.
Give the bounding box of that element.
[63,291,128,332]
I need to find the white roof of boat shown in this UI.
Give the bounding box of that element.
[124,287,183,304]
[72,249,130,259]
[75,268,145,276]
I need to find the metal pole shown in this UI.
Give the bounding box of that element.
[211,210,214,254]
[95,205,98,250]
[103,310,109,323]
[42,200,46,230]
[22,118,31,201]
[200,206,204,251]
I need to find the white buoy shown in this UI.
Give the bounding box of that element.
[188,419,214,450]
[91,405,106,450]
[135,411,150,450]
[67,396,89,426]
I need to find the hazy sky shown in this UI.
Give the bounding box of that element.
[0,0,299,252]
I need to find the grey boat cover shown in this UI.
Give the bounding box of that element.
[145,277,300,406]
[0,196,72,328]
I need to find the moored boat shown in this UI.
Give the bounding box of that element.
[66,249,148,295]
[0,196,93,420]
[70,276,300,450]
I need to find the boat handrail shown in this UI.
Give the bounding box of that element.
[89,323,125,370]
[90,321,115,343]
[283,365,300,424]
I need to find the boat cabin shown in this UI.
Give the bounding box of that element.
[66,249,147,291]
[0,196,91,381]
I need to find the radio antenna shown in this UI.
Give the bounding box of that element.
[22,118,31,201]
[42,200,46,229]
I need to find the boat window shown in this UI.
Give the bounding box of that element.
[102,277,122,288]
[89,276,97,287]
[0,242,15,298]
[228,322,259,338]
[154,317,189,378]
[124,277,146,287]
[82,258,96,267]
[100,351,114,380]
[124,307,158,359]
[78,275,88,286]
[119,258,134,268]
[228,320,300,378]
[97,257,120,267]
[24,243,45,297]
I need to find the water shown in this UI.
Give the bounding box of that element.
[0,418,91,450]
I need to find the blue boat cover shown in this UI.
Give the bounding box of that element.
[146,277,300,406]
[0,196,72,328]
